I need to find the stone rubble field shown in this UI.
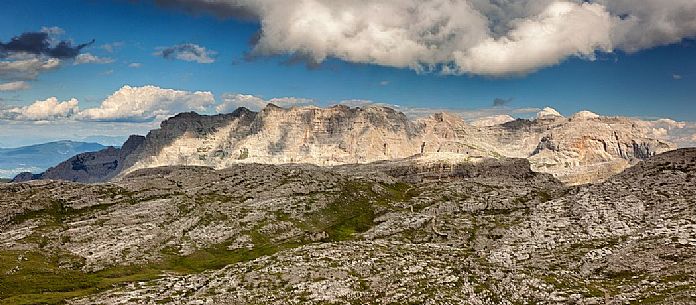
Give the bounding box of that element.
[1,149,695,304]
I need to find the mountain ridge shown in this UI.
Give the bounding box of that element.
[13,104,676,185]
[0,141,107,178]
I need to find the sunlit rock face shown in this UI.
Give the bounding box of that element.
[25,105,675,185]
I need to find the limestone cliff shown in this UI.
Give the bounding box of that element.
[17,105,676,184]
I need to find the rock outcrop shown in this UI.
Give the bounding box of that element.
[2,149,695,304]
[14,105,676,184]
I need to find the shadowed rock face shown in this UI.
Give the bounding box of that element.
[12,136,145,183]
[13,105,676,184]
[0,141,107,178]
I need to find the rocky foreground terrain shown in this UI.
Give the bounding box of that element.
[1,148,695,304]
[14,105,675,185]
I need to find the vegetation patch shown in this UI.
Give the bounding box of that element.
[307,181,415,242]
[0,250,161,305]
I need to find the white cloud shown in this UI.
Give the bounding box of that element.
[1,85,215,123]
[100,42,124,53]
[639,118,696,148]
[152,0,696,76]
[0,56,61,81]
[40,26,65,36]
[128,62,142,68]
[23,97,79,120]
[78,85,215,122]
[155,43,217,64]
[599,0,696,52]
[216,93,313,112]
[379,80,390,86]
[450,2,613,76]
[0,81,29,91]
[673,74,683,80]
[0,97,79,121]
[74,53,115,65]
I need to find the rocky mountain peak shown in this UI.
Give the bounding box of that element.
[536,107,564,119]
[571,110,600,120]
[14,105,678,185]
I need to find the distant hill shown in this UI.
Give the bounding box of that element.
[0,141,107,178]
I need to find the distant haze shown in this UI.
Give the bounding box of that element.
[0,141,106,178]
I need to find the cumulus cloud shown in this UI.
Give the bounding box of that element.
[598,0,696,52]
[128,62,142,68]
[638,118,696,148]
[74,53,114,65]
[0,81,29,91]
[155,43,217,63]
[0,56,61,81]
[452,2,613,75]
[216,93,313,112]
[1,85,215,123]
[0,97,79,121]
[78,85,215,122]
[149,0,696,76]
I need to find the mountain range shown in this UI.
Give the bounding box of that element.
[0,141,107,178]
[14,104,675,185]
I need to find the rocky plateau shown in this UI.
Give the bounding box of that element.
[0,146,694,304]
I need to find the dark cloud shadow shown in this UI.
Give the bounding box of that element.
[150,0,259,21]
[0,31,94,59]
[493,98,514,107]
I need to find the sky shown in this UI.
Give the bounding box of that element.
[0,0,695,147]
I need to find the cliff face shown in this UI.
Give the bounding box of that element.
[18,105,677,184]
[120,105,425,176]
[522,115,674,184]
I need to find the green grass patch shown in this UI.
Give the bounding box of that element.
[1,179,416,304]
[308,181,415,242]
[0,239,294,304]
[0,250,162,305]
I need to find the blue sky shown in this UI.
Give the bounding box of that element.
[1,0,695,146]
